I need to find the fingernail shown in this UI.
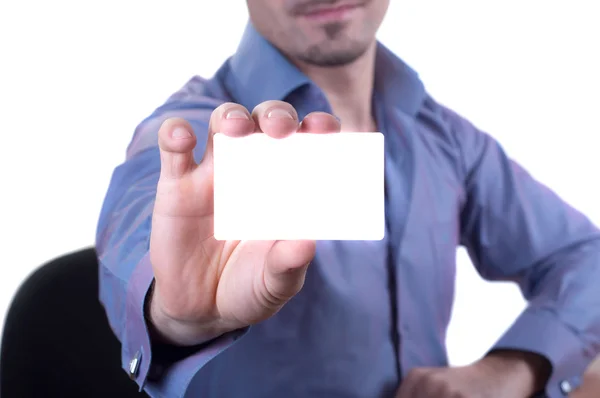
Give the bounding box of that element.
[333,115,341,123]
[172,127,192,139]
[267,108,294,119]
[225,109,250,119]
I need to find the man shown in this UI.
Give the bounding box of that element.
[96,0,600,397]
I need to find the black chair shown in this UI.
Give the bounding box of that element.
[0,248,148,397]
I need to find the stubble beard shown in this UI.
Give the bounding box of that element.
[293,22,370,67]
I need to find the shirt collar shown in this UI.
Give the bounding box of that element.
[373,42,426,116]
[227,22,426,116]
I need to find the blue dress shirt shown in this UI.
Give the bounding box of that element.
[96,23,600,398]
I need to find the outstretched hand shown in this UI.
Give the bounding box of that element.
[148,101,341,346]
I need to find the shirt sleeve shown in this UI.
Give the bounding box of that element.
[95,81,247,397]
[443,106,600,397]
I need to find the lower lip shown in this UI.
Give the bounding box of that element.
[300,5,359,23]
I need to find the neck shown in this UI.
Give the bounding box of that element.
[295,42,378,132]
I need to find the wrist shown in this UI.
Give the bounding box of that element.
[581,371,600,388]
[146,282,229,346]
[478,350,551,396]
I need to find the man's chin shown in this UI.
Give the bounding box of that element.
[296,50,365,67]
[296,40,370,67]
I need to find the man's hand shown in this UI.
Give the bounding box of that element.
[148,101,341,346]
[396,350,551,398]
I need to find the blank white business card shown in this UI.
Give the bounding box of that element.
[213,132,385,241]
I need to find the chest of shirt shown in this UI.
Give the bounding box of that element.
[295,97,463,319]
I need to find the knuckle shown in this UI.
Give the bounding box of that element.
[160,117,188,132]
[216,101,242,111]
[158,118,194,144]
[259,99,293,108]
[214,102,248,117]
[304,111,334,119]
[299,111,341,133]
[405,368,426,381]
[253,100,297,116]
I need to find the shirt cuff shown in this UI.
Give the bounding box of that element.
[122,252,248,397]
[122,251,155,390]
[492,306,593,397]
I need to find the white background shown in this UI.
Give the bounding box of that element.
[0,1,598,367]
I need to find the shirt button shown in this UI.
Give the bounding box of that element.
[559,380,572,395]
[128,350,142,380]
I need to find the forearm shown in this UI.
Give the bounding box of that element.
[96,150,242,396]
[491,239,600,397]
[96,147,160,337]
[570,355,600,397]
[441,90,600,397]
[481,349,551,397]
[571,376,600,398]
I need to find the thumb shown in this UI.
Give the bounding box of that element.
[263,240,316,304]
[158,118,197,179]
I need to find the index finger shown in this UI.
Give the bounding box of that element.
[209,102,255,138]
[201,102,255,166]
